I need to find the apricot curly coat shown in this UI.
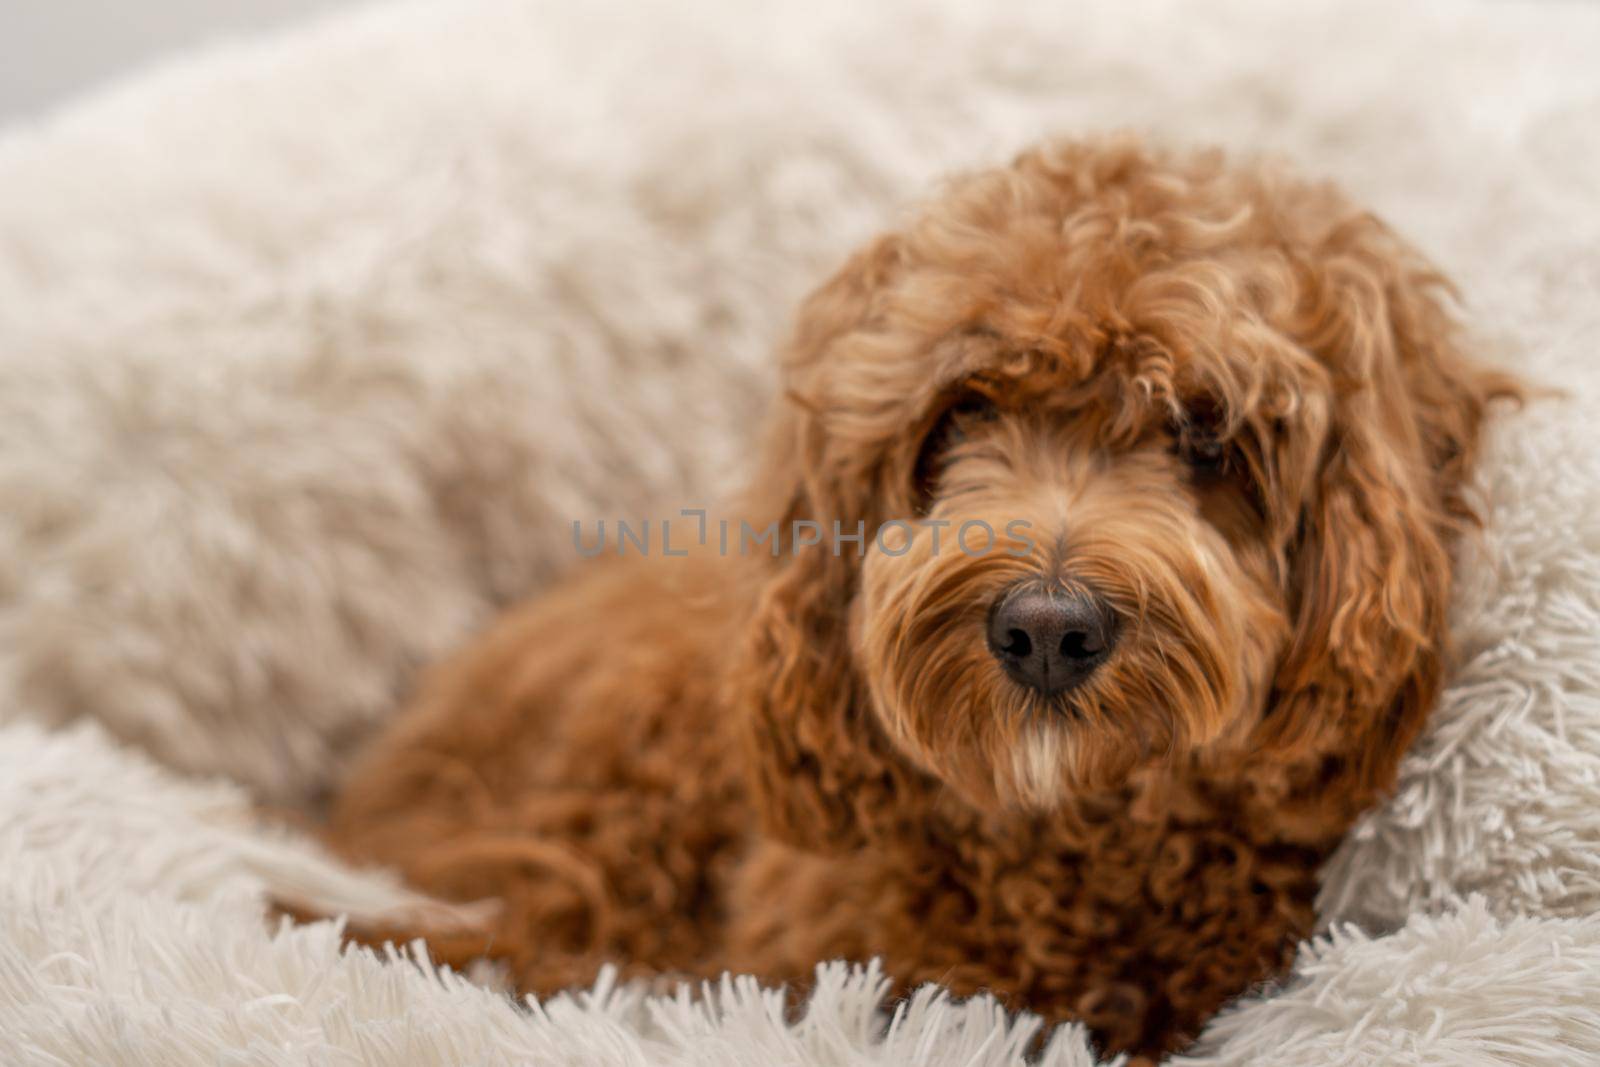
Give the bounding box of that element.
[326,137,1517,1057]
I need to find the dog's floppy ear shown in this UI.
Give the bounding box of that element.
[1251,216,1517,832]
[726,236,930,854]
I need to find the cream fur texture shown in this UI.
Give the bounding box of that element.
[2,0,1599,1063]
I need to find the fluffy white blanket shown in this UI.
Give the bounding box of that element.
[2,1,1599,1063]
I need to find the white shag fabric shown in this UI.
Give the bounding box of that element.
[0,722,1107,1067]
[6,722,1598,1067]
[2,0,1599,1063]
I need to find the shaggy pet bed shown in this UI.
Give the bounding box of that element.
[2,0,1599,1063]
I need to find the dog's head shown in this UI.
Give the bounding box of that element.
[731,138,1515,848]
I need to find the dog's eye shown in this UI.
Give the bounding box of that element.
[1177,428,1228,472]
[930,390,998,450]
[913,390,997,512]
[1171,402,1232,474]
[947,392,997,422]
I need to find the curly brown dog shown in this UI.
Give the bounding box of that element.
[325,136,1517,1057]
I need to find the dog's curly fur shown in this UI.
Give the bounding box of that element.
[326,137,1517,1056]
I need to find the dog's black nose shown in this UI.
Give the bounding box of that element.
[987,585,1117,696]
